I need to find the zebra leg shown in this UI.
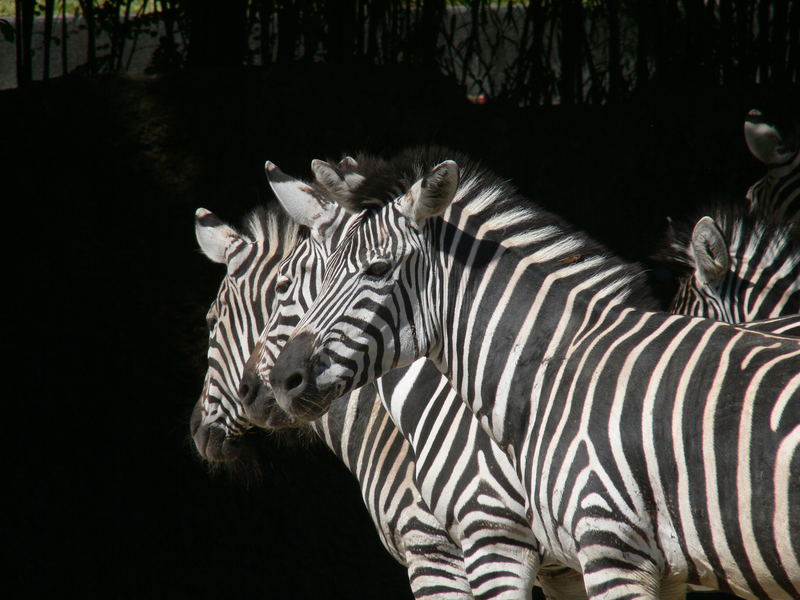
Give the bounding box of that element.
[458,535,540,600]
[576,552,684,600]
[400,510,475,599]
[537,566,587,600]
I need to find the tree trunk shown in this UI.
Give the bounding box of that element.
[326,0,355,64]
[635,0,650,89]
[719,0,733,85]
[43,0,55,80]
[735,0,753,83]
[415,0,444,67]
[188,0,248,68]
[78,0,97,75]
[15,0,35,86]
[771,0,789,84]
[276,0,299,64]
[559,0,583,105]
[259,0,275,65]
[366,0,386,62]
[61,0,69,77]
[757,0,771,82]
[607,0,621,102]
[789,0,800,84]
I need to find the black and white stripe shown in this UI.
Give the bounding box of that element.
[191,206,298,461]
[240,158,576,600]
[270,148,800,600]
[661,202,800,325]
[191,202,474,598]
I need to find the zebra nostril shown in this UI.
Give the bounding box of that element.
[238,373,259,407]
[285,372,304,393]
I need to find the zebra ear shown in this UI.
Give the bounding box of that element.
[744,109,799,166]
[338,156,366,189]
[311,158,365,199]
[691,216,730,286]
[195,208,240,264]
[311,159,348,197]
[265,161,334,229]
[401,160,460,224]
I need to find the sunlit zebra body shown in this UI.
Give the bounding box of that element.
[190,203,475,599]
[239,158,584,600]
[266,148,800,600]
[661,202,800,325]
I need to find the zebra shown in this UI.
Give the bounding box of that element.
[190,202,476,599]
[191,205,299,462]
[238,157,586,600]
[659,202,800,325]
[263,147,800,600]
[744,108,799,223]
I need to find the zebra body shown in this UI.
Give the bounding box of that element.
[268,149,800,600]
[239,158,576,600]
[191,204,474,598]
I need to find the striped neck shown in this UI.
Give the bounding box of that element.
[428,177,655,446]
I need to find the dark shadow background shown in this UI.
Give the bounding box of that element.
[5,2,797,597]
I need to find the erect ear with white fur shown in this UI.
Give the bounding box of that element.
[399,160,460,224]
[265,161,334,229]
[338,156,366,189]
[744,109,799,166]
[195,208,240,264]
[311,159,351,199]
[310,158,366,199]
[691,216,730,286]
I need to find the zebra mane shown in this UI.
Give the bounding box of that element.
[240,202,301,249]
[654,200,800,274]
[344,146,658,309]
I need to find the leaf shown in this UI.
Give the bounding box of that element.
[0,19,14,43]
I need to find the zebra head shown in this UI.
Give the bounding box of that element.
[268,159,460,422]
[238,158,366,426]
[191,206,299,461]
[664,205,800,323]
[744,107,800,222]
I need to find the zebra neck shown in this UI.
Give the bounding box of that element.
[309,383,384,473]
[431,222,643,450]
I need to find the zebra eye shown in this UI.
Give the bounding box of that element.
[367,260,390,277]
[275,278,290,294]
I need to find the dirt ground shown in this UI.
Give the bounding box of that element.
[6,65,767,598]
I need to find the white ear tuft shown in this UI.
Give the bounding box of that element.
[691,216,730,286]
[265,160,331,229]
[195,208,240,264]
[401,160,460,224]
[744,109,798,166]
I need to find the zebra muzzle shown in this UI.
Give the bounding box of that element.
[270,331,327,420]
